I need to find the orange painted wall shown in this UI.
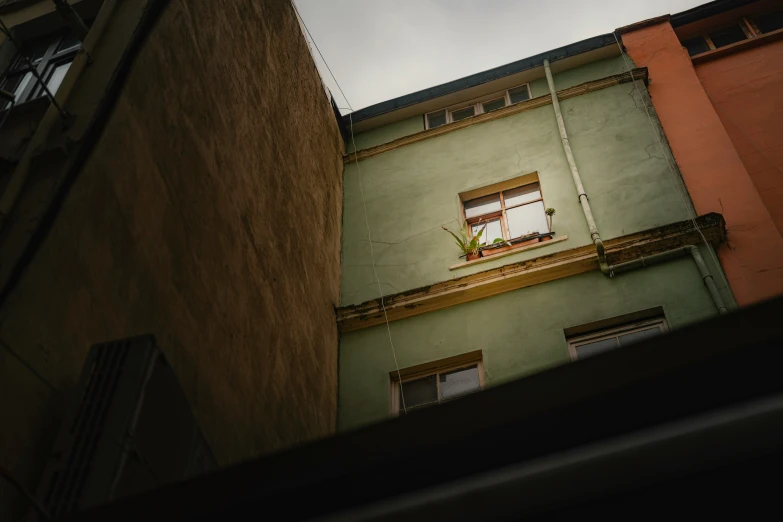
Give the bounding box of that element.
[622,21,783,306]
[694,39,783,235]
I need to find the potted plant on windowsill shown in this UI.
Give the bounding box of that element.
[543,208,556,241]
[442,221,486,261]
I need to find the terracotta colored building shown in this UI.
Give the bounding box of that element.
[619,0,783,306]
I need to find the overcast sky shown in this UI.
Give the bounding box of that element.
[294,0,706,113]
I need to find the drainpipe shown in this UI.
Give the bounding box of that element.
[543,59,610,275]
[0,0,119,229]
[542,59,727,314]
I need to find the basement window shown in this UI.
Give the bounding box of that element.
[464,181,549,246]
[567,317,668,360]
[0,30,81,110]
[425,83,531,129]
[390,351,484,415]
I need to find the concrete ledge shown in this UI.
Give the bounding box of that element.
[449,235,568,270]
[343,68,649,165]
[337,213,725,333]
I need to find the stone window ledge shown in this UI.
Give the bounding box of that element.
[449,235,568,270]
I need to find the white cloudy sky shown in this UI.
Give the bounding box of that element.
[294,0,706,113]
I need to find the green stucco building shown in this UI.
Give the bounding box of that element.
[337,36,735,431]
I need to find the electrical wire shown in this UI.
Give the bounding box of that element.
[290,0,353,112]
[291,1,407,412]
[612,32,734,303]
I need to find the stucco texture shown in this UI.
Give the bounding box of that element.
[622,22,783,306]
[0,0,343,516]
[339,246,722,430]
[695,39,783,236]
[342,81,693,306]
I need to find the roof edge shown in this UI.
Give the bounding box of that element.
[671,0,760,28]
[343,32,617,126]
[616,15,672,35]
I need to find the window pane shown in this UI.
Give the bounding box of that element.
[451,106,475,122]
[439,365,480,400]
[45,61,72,95]
[472,218,503,246]
[24,38,51,64]
[682,36,710,56]
[400,375,438,409]
[756,11,783,34]
[507,200,548,238]
[482,97,506,112]
[618,326,663,347]
[2,71,33,102]
[464,194,501,219]
[427,110,447,129]
[503,184,541,207]
[575,338,619,358]
[508,85,530,104]
[709,25,747,48]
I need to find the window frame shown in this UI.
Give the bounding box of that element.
[463,180,548,244]
[389,352,485,416]
[424,83,531,130]
[567,317,669,361]
[0,30,81,109]
[679,12,783,58]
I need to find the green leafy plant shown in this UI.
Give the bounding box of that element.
[545,207,556,231]
[442,221,486,257]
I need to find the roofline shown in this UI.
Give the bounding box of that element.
[343,32,617,126]
[670,0,761,27]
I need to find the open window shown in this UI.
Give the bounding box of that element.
[0,30,81,109]
[390,351,485,415]
[460,174,552,257]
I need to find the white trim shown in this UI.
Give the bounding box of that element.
[425,83,531,129]
[567,317,669,361]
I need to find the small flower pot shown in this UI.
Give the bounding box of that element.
[540,235,553,242]
[466,252,481,261]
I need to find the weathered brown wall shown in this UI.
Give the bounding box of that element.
[0,0,343,517]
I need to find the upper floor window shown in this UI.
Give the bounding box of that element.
[390,351,484,414]
[425,84,531,130]
[463,181,549,245]
[0,30,81,109]
[681,10,783,57]
[567,317,668,360]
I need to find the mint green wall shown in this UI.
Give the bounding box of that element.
[339,246,724,431]
[347,115,424,153]
[342,81,691,306]
[338,55,732,432]
[348,55,634,152]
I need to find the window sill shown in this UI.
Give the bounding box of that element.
[690,27,783,64]
[449,235,568,270]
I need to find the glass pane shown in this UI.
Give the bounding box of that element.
[427,110,447,129]
[2,71,33,102]
[709,25,747,48]
[464,193,501,219]
[45,61,72,95]
[24,38,51,63]
[507,200,548,238]
[472,218,503,246]
[503,184,541,207]
[756,11,783,34]
[482,97,506,112]
[400,375,438,409]
[618,326,663,347]
[682,36,710,56]
[439,365,480,400]
[57,33,81,53]
[451,106,475,122]
[575,338,619,358]
[508,85,530,104]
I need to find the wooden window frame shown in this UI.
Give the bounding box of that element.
[683,15,768,58]
[389,351,485,416]
[463,180,548,244]
[0,30,81,109]
[567,317,669,361]
[424,83,531,130]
